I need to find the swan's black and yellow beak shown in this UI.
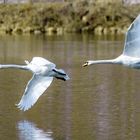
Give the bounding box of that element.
[82,62,88,67]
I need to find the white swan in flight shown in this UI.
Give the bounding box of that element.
[0,57,70,111]
[83,14,140,69]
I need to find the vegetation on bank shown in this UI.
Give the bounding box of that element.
[0,1,139,35]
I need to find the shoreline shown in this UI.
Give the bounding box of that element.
[0,1,139,35]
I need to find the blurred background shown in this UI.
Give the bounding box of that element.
[0,1,140,140]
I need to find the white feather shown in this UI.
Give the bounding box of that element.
[30,57,56,67]
[17,75,53,111]
[0,57,69,111]
[83,14,140,69]
[123,15,140,57]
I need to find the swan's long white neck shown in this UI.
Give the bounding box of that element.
[0,64,28,70]
[88,59,117,65]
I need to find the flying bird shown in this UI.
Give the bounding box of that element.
[0,57,70,111]
[83,14,140,69]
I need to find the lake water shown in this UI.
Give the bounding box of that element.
[0,34,140,140]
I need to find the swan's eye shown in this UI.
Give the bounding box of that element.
[82,62,88,67]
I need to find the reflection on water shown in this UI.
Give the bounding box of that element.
[18,120,53,140]
[0,34,140,140]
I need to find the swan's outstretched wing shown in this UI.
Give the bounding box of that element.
[17,75,53,111]
[123,15,140,57]
[30,57,56,67]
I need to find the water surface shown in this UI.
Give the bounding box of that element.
[0,34,140,140]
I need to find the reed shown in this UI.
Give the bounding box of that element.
[0,1,139,35]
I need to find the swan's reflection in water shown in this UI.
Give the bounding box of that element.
[17,120,53,140]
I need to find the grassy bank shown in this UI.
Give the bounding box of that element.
[0,1,139,35]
